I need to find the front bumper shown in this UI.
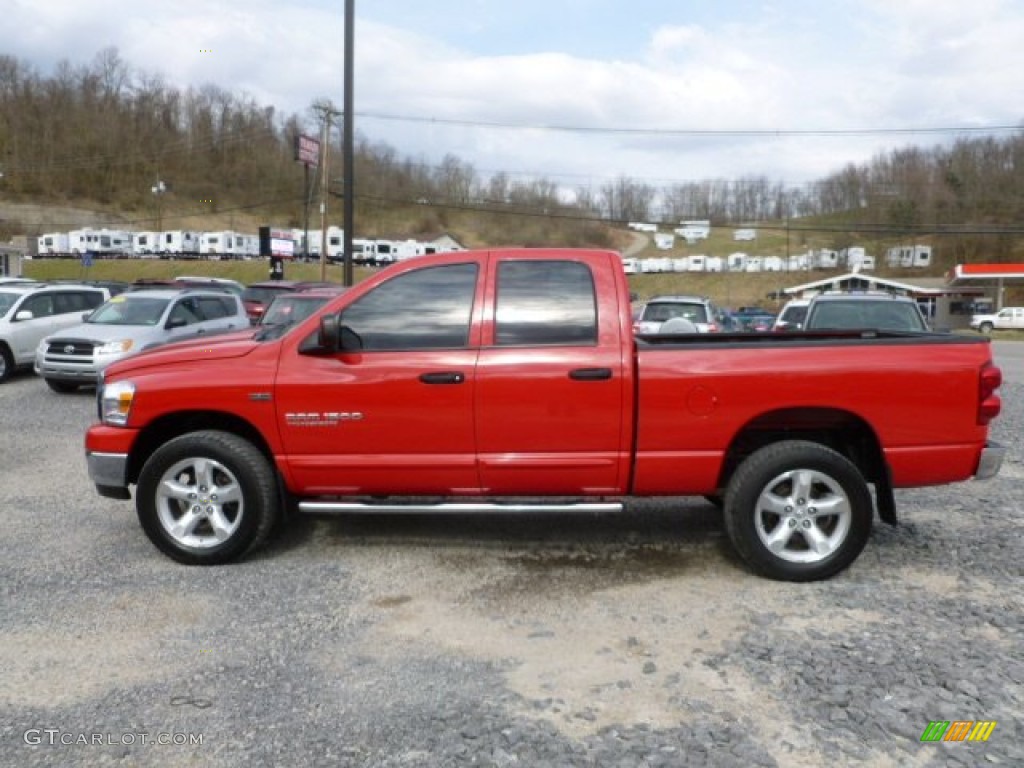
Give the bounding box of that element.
[86,450,131,499]
[975,441,1006,481]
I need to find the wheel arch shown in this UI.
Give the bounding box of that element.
[716,406,893,522]
[126,411,276,488]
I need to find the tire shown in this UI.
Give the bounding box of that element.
[723,440,873,582]
[0,345,13,383]
[979,322,993,334]
[136,430,279,565]
[45,378,79,394]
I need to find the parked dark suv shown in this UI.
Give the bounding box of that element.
[804,293,929,332]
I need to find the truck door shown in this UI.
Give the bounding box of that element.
[475,254,631,495]
[275,261,482,495]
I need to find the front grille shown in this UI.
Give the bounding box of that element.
[44,339,96,358]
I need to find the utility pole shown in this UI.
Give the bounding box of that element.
[342,0,355,287]
[312,100,342,282]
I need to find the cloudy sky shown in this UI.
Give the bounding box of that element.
[6,0,1024,192]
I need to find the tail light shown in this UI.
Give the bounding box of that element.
[978,362,1002,425]
[707,322,719,332]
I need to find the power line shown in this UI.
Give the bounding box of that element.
[357,111,1024,138]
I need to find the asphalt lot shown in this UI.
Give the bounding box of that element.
[1,341,1021,767]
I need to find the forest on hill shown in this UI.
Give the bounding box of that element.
[2,48,1024,262]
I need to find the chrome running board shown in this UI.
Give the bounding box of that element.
[298,500,624,515]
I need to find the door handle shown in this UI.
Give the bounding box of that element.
[419,371,466,385]
[569,367,612,381]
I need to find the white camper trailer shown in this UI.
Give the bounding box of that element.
[37,233,70,255]
[886,245,932,268]
[705,256,724,273]
[620,257,639,275]
[813,249,839,269]
[159,231,201,256]
[132,231,161,257]
[628,222,658,233]
[763,256,784,272]
[687,254,706,272]
[744,256,763,273]
[734,228,756,241]
[727,253,747,272]
[68,228,132,256]
[654,232,675,250]
[199,232,258,260]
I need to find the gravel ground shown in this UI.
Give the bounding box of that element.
[0,346,1021,768]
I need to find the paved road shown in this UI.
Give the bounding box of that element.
[1,364,1021,768]
[993,339,1024,383]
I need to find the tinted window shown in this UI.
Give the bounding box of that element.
[495,261,597,345]
[54,290,104,314]
[342,263,477,350]
[642,301,708,325]
[20,294,54,319]
[168,298,202,326]
[197,296,231,320]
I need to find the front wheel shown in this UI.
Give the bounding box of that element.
[723,441,873,582]
[979,322,993,334]
[0,345,13,383]
[136,430,279,564]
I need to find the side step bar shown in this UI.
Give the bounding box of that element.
[298,500,624,515]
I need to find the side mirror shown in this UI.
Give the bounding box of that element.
[14,310,33,321]
[318,313,340,350]
[166,317,187,330]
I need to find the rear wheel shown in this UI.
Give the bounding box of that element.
[723,441,873,581]
[136,430,279,564]
[979,321,993,334]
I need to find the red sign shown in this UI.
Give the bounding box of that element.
[295,134,320,166]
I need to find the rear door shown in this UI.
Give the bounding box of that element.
[474,252,631,495]
[275,260,483,494]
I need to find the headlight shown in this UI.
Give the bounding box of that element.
[97,339,134,356]
[100,380,135,426]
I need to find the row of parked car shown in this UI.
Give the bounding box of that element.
[632,292,932,336]
[0,275,346,392]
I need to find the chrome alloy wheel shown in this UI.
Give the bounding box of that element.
[753,468,852,564]
[155,456,244,550]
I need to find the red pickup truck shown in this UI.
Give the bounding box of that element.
[85,248,1005,581]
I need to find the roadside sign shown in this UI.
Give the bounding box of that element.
[82,251,94,268]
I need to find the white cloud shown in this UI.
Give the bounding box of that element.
[4,0,1024,188]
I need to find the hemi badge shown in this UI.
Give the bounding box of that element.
[249,392,272,401]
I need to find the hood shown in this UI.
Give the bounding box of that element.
[104,329,262,377]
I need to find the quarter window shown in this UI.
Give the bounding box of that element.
[342,263,478,350]
[495,261,597,345]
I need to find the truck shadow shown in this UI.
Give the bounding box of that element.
[265,498,743,583]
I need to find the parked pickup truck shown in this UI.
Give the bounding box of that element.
[85,248,1005,581]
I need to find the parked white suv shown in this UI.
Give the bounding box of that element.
[0,283,110,382]
[35,288,248,392]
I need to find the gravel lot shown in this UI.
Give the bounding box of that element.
[1,343,1021,767]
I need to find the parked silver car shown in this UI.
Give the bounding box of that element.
[0,282,110,382]
[632,295,722,334]
[35,288,247,392]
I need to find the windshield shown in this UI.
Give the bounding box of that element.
[808,300,926,331]
[89,296,169,326]
[0,291,19,319]
[779,304,808,326]
[642,302,709,324]
[260,295,330,327]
